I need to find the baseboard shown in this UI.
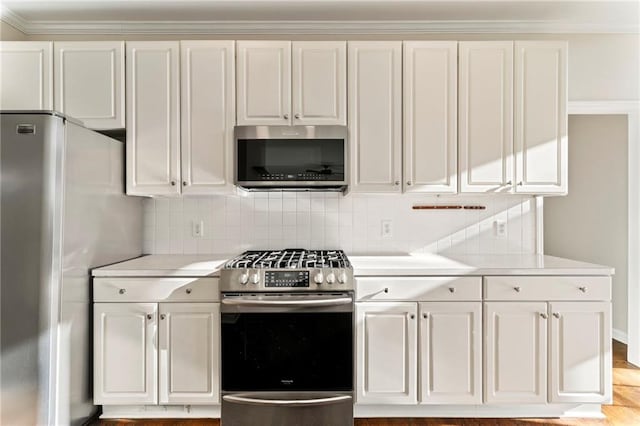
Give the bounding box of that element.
[355,404,604,419]
[613,328,628,344]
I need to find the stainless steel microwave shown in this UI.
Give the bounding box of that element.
[235,126,348,191]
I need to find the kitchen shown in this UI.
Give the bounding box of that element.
[0,1,638,425]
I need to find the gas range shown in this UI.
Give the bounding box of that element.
[219,249,353,292]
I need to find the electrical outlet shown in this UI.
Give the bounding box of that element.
[494,220,507,238]
[381,220,393,238]
[192,220,204,238]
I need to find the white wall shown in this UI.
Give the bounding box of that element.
[545,115,629,336]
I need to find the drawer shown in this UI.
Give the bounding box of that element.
[356,277,482,301]
[93,277,219,302]
[484,276,611,301]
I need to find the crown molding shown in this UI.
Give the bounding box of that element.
[0,6,28,34]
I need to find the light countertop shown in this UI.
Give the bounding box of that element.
[92,253,613,277]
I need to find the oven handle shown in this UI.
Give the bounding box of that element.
[221,296,352,307]
[222,394,352,406]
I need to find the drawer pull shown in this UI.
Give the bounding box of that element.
[448,287,456,293]
[146,314,152,320]
[186,288,192,294]
[383,288,389,293]
[578,286,588,293]
[539,313,548,319]
[160,314,166,320]
[553,312,561,319]
[119,288,126,295]
[513,286,521,293]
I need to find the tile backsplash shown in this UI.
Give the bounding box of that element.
[143,191,537,255]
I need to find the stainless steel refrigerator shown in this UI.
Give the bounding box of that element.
[1,112,143,425]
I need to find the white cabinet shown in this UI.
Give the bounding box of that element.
[349,41,403,193]
[126,41,180,196]
[549,302,611,403]
[356,302,418,404]
[403,41,458,193]
[514,41,568,194]
[419,302,481,404]
[459,42,514,193]
[54,41,125,129]
[159,303,220,404]
[94,303,158,405]
[180,40,235,193]
[0,41,53,110]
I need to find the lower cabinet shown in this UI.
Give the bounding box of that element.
[94,302,220,405]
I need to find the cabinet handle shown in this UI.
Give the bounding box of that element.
[186,288,192,294]
[118,288,126,295]
[553,312,561,319]
[383,288,389,293]
[513,286,521,293]
[540,313,548,319]
[295,113,301,119]
[284,114,289,120]
[506,180,513,186]
[171,181,176,186]
[160,314,166,320]
[146,314,152,320]
[448,287,455,293]
[517,181,523,186]
[578,286,587,293]
[182,181,188,186]
[423,313,428,319]
[410,314,415,320]
[406,181,412,186]
[394,181,400,186]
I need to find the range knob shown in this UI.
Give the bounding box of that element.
[250,273,260,285]
[326,272,336,284]
[314,272,324,284]
[239,273,249,285]
[338,272,348,284]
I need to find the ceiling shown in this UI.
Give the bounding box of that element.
[1,0,638,34]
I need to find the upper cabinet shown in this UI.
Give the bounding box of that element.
[54,41,125,129]
[514,41,568,194]
[403,41,458,193]
[0,41,53,110]
[349,41,403,193]
[237,41,346,126]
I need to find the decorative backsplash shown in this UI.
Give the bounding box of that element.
[142,191,537,255]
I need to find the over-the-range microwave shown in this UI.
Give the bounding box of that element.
[235,125,348,191]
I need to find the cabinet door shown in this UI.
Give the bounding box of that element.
[54,41,125,129]
[349,42,402,193]
[550,302,611,403]
[484,302,547,403]
[159,303,220,404]
[236,41,291,125]
[356,302,417,404]
[403,41,458,194]
[292,41,346,125]
[419,302,481,404]
[180,41,235,194]
[126,41,180,196]
[515,41,568,194]
[459,42,514,193]
[0,41,52,110]
[94,303,157,405]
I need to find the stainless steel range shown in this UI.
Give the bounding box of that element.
[220,249,354,426]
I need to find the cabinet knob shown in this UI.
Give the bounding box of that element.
[171,181,176,186]
[284,114,289,120]
[295,113,301,119]
[540,313,548,319]
[578,286,587,293]
[506,181,513,186]
[383,287,389,293]
[186,288,192,294]
[406,181,412,186]
[514,286,521,293]
[160,314,166,320]
[517,181,523,186]
[119,288,126,295]
[410,314,415,320]
[394,181,400,186]
[448,287,455,293]
[423,313,428,319]
[182,181,188,186]
[146,314,152,320]
[553,312,561,319]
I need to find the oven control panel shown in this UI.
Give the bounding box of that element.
[265,271,309,287]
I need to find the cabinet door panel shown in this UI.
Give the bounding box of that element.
[93,303,157,405]
[54,41,125,129]
[292,41,346,125]
[515,41,568,194]
[484,302,547,403]
[550,302,611,403]
[180,41,235,193]
[356,302,417,404]
[403,41,457,193]
[459,42,514,193]
[237,41,291,125]
[0,41,52,110]
[159,303,220,404]
[419,302,481,404]
[126,42,180,196]
[349,42,402,193]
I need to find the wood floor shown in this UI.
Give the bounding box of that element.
[94,340,640,426]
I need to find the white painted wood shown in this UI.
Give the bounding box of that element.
[54,41,124,129]
[291,41,346,125]
[515,41,568,194]
[159,303,220,404]
[356,277,482,302]
[356,302,418,404]
[126,41,180,196]
[94,303,157,405]
[236,41,291,125]
[550,302,612,403]
[484,302,547,403]
[419,302,481,404]
[180,40,235,194]
[0,41,52,110]
[484,276,611,301]
[348,41,402,193]
[403,41,457,193]
[93,277,220,303]
[459,41,514,193]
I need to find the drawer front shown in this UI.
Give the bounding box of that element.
[484,276,611,301]
[356,277,482,301]
[94,277,219,302]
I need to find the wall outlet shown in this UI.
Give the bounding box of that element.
[192,220,204,238]
[494,220,507,238]
[381,220,393,238]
